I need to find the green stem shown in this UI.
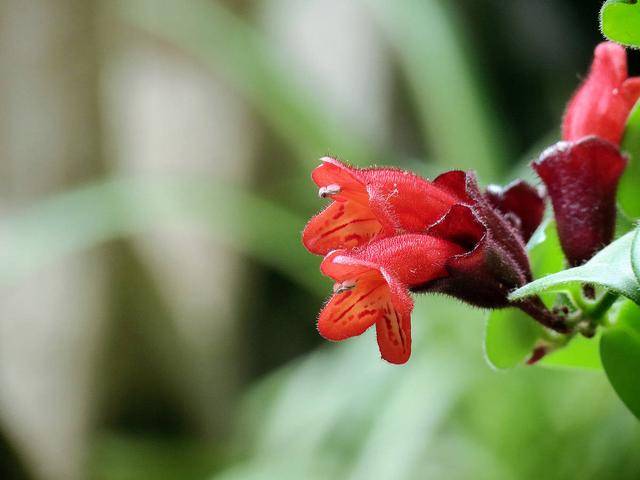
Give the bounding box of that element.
[587,291,619,321]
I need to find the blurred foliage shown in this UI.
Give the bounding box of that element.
[1,1,639,480]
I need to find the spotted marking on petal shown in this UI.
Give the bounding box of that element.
[318,272,388,341]
[302,200,383,255]
[375,299,411,364]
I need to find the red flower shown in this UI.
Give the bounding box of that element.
[533,137,627,266]
[302,157,463,255]
[563,42,640,145]
[318,234,464,364]
[533,42,636,267]
[312,168,561,364]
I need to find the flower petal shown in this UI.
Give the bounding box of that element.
[533,137,627,266]
[309,157,463,246]
[485,180,546,242]
[302,200,382,255]
[312,157,369,204]
[318,269,388,341]
[317,235,463,363]
[563,42,640,145]
[432,170,472,203]
[375,280,413,364]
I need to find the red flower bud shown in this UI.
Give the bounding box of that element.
[302,157,464,255]
[563,42,640,145]
[485,180,546,243]
[533,137,627,266]
[318,234,464,364]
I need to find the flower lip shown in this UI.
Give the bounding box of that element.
[320,249,381,281]
[303,158,467,256]
[317,235,465,364]
[311,157,368,205]
[318,248,411,364]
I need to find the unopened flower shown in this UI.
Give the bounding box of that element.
[485,180,546,243]
[563,42,640,145]
[302,157,464,255]
[533,137,627,266]
[533,42,635,266]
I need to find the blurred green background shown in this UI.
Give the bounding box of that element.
[0,1,638,479]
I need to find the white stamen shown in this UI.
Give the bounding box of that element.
[333,280,356,294]
[319,184,341,198]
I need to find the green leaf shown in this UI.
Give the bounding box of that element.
[619,100,640,218]
[485,308,541,370]
[510,229,640,305]
[538,334,603,371]
[600,300,640,419]
[527,220,565,283]
[600,0,640,48]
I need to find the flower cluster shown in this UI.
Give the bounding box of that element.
[301,42,638,364]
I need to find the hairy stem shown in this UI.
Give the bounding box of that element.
[515,297,571,334]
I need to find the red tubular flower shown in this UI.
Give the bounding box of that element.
[533,137,627,266]
[563,42,640,145]
[533,42,636,267]
[318,234,464,364]
[302,157,463,255]
[312,168,563,364]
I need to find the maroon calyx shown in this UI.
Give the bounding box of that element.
[532,136,627,267]
[485,180,546,243]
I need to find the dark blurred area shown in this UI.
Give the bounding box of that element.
[0,1,637,480]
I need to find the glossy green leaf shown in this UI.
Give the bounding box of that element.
[484,308,541,370]
[616,207,636,237]
[527,221,566,285]
[601,300,640,419]
[510,229,640,305]
[600,0,640,48]
[619,100,640,218]
[538,334,602,371]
